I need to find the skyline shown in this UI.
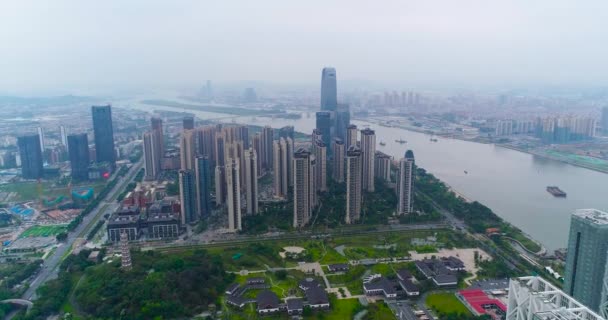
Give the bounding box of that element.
[2,1,608,94]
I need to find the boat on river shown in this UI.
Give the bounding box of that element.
[546,186,567,197]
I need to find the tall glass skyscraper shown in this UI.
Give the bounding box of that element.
[91,105,116,167]
[67,133,90,181]
[17,134,43,179]
[564,209,608,316]
[321,67,337,111]
[315,111,333,147]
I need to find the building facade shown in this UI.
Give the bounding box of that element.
[374,151,392,183]
[360,128,376,192]
[91,105,116,167]
[244,149,258,215]
[320,67,337,111]
[564,209,608,315]
[293,149,313,228]
[17,134,43,179]
[397,150,415,215]
[178,170,197,225]
[345,146,362,224]
[226,158,242,232]
[332,138,345,183]
[67,133,90,181]
[195,156,211,219]
[180,129,196,171]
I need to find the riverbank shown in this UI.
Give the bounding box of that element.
[497,144,608,174]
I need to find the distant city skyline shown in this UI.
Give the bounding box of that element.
[1,1,608,94]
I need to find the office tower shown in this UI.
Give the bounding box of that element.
[314,139,327,192]
[335,103,350,141]
[507,276,604,320]
[252,133,262,175]
[17,134,43,180]
[375,151,392,182]
[67,133,90,181]
[225,159,241,232]
[279,126,295,140]
[60,126,68,148]
[603,107,608,135]
[345,146,362,224]
[293,149,313,228]
[183,116,194,130]
[332,138,345,183]
[320,67,337,111]
[315,111,333,147]
[261,126,274,171]
[91,105,116,167]
[564,209,608,314]
[360,128,376,192]
[215,166,225,205]
[243,88,257,103]
[180,129,196,170]
[36,127,45,153]
[273,139,289,198]
[346,125,358,149]
[196,125,216,163]
[195,156,211,219]
[397,150,415,215]
[244,149,258,215]
[179,170,197,225]
[143,132,160,180]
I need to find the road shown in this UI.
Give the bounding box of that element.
[22,161,143,301]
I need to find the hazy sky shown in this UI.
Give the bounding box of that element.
[1,0,608,94]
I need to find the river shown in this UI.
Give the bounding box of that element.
[124,100,608,251]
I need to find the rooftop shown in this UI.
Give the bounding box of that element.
[305,286,329,305]
[458,289,506,315]
[286,298,303,310]
[256,290,279,309]
[573,208,608,225]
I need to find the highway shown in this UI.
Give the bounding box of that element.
[22,161,143,301]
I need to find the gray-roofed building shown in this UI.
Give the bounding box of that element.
[398,279,420,297]
[305,286,330,309]
[257,290,280,314]
[396,269,413,281]
[299,278,322,291]
[433,274,458,287]
[363,276,397,299]
[247,277,266,285]
[227,295,247,308]
[328,263,349,273]
[286,298,304,315]
[226,283,240,296]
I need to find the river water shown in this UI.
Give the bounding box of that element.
[125,100,608,251]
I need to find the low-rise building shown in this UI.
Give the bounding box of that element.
[299,278,322,291]
[305,286,330,309]
[328,263,349,273]
[257,290,280,314]
[363,276,397,299]
[286,298,304,315]
[107,206,141,242]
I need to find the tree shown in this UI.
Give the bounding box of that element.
[56,232,68,242]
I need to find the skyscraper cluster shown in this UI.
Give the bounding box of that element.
[178,123,257,232]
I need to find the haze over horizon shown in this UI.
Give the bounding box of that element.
[1,0,608,95]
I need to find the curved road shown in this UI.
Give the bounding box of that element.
[22,161,142,301]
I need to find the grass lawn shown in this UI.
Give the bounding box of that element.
[312,297,362,320]
[426,292,471,316]
[20,224,67,237]
[0,181,106,203]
